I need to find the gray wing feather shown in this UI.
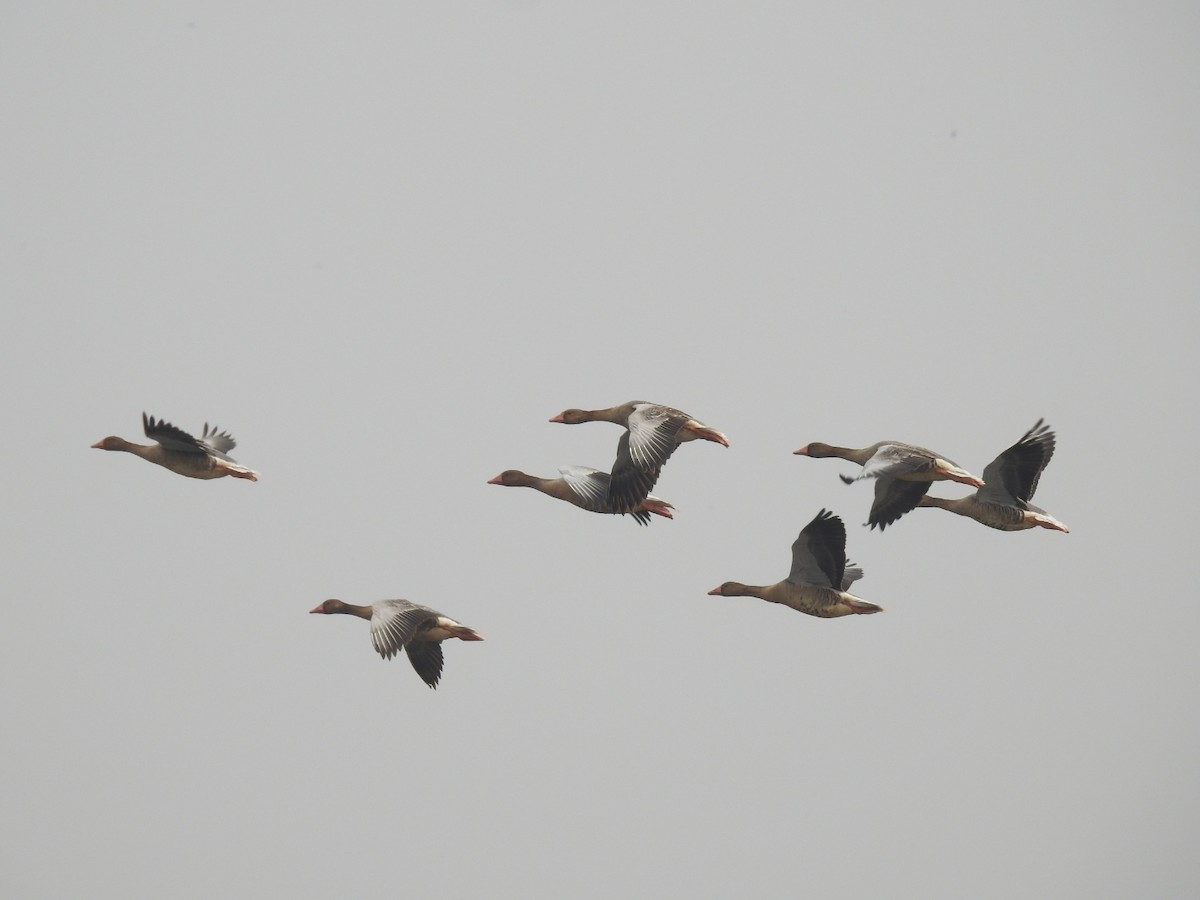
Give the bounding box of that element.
[558,466,611,512]
[142,413,241,461]
[858,443,936,480]
[142,413,207,454]
[560,465,654,526]
[405,641,445,689]
[625,404,687,471]
[370,600,438,660]
[868,477,931,531]
[199,423,238,456]
[978,419,1055,507]
[787,509,847,589]
[606,430,666,515]
[841,560,865,591]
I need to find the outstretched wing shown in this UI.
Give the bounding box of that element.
[558,466,612,512]
[560,465,654,526]
[142,413,206,454]
[142,413,242,462]
[199,423,238,457]
[606,430,670,515]
[625,404,687,470]
[867,476,930,531]
[841,559,865,591]
[787,509,847,589]
[979,419,1055,506]
[853,443,937,481]
[405,641,445,689]
[369,600,438,660]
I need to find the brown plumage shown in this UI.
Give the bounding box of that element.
[708,509,882,618]
[92,413,258,481]
[310,598,484,689]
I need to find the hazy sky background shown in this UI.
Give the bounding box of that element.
[2,4,1197,898]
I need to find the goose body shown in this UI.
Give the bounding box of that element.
[708,509,882,618]
[310,598,483,689]
[92,413,258,481]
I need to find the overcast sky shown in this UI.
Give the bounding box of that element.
[2,4,1197,898]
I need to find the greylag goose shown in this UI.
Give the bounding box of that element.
[795,439,982,531]
[708,509,882,618]
[309,599,484,689]
[487,467,674,525]
[91,413,258,481]
[919,419,1068,532]
[549,401,728,514]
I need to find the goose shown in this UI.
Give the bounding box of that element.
[488,466,674,525]
[708,509,882,617]
[309,599,483,689]
[549,401,727,513]
[919,419,1068,532]
[91,413,258,481]
[795,439,982,530]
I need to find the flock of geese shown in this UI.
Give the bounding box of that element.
[92,403,1068,689]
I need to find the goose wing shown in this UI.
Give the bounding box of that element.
[867,476,931,530]
[369,600,438,660]
[404,641,445,689]
[978,419,1056,506]
[142,413,207,454]
[787,509,847,589]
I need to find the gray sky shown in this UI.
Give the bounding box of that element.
[2,4,1197,898]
